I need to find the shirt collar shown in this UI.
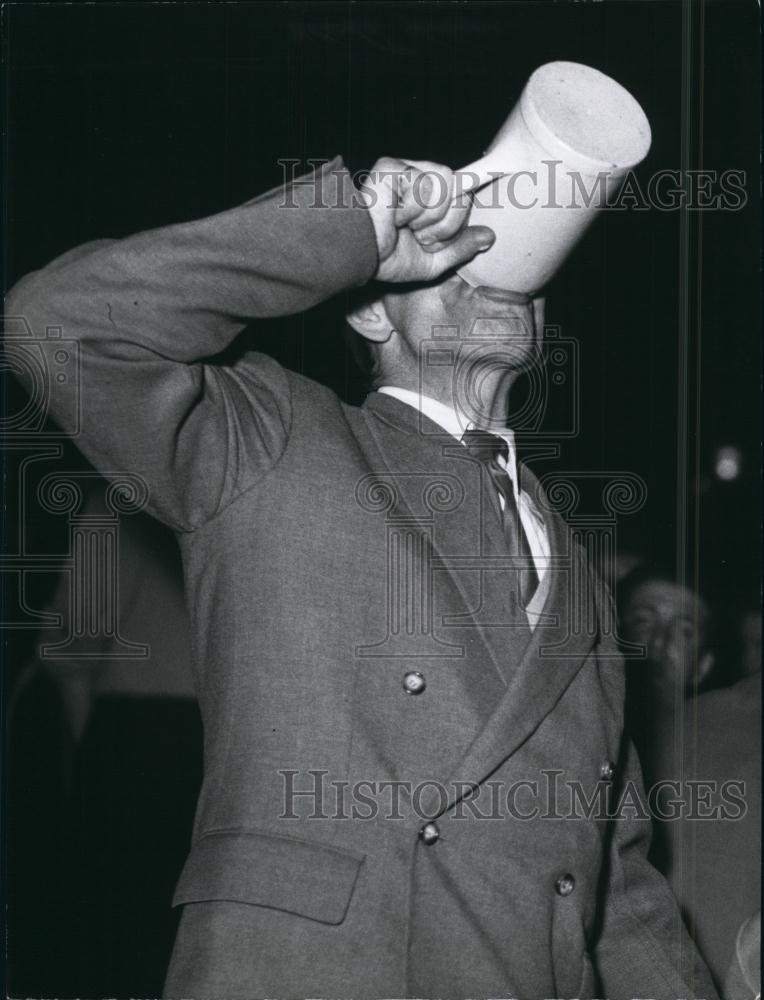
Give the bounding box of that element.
[376,386,520,493]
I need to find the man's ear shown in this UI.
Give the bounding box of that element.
[699,649,715,683]
[346,297,395,344]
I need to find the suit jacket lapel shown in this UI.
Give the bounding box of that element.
[355,394,599,812]
[436,466,599,814]
[358,392,532,688]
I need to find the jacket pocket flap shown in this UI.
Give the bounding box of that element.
[172,827,365,925]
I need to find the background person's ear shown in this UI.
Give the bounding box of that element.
[345,298,395,344]
[699,649,715,684]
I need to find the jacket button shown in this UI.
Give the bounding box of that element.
[403,671,426,695]
[419,822,440,845]
[555,873,576,897]
[599,760,615,781]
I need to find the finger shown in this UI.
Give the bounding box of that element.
[394,169,429,227]
[412,198,471,245]
[412,230,476,255]
[407,166,456,231]
[364,157,412,221]
[413,237,451,254]
[411,184,471,243]
[415,182,472,218]
[420,225,496,278]
[401,158,449,173]
[358,171,400,262]
[395,160,454,230]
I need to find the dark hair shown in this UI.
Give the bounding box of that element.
[616,562,689,615]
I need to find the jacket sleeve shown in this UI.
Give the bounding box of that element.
[592,616,719,1000]
[5,157,378,531]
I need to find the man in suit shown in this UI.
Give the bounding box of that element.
[7,157,717,999]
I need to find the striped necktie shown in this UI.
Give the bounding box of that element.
[461,428,539,608]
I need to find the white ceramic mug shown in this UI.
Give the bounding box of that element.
[455,62,652,294]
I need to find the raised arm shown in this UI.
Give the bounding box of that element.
[6,156,494,531]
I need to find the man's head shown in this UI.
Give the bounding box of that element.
[618,565,715,704]
[343,156,548,425]
[346,272,544,425]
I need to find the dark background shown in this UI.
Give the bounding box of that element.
[2,1,761,996]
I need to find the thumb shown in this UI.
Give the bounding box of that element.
[425,225,495,277]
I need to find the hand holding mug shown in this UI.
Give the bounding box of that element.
[359,157,495,283]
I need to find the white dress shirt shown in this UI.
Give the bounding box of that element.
[377,386,551,625]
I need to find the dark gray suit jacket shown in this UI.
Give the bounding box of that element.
[7,159,718,999]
